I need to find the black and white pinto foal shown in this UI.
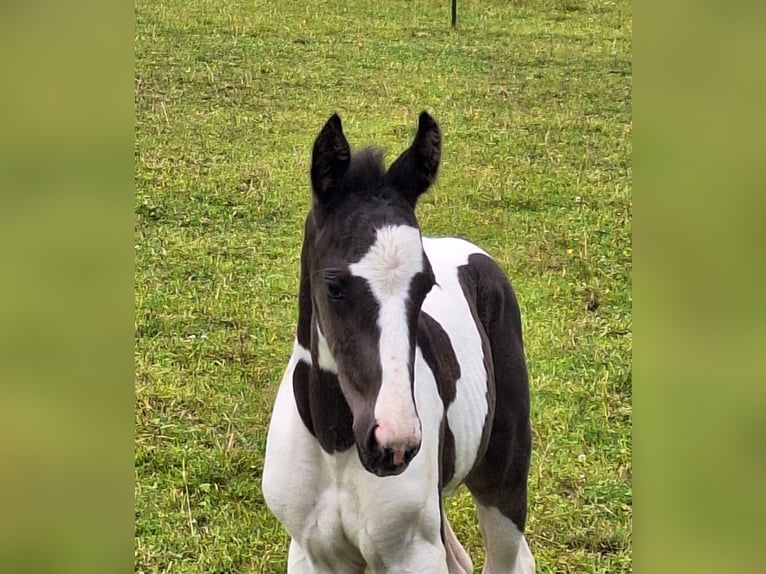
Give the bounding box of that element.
[262,112,534,574]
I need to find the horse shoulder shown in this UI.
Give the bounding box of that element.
[262,348,325,537]
[419,236,497,492]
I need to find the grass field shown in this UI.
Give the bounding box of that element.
[135,0,632,572]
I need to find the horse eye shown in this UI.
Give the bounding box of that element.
[324,277,345,300]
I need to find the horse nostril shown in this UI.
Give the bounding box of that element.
[366,427,385,461]
[404,443,420,464]
[367,423,422,472]
[388,443,420,467]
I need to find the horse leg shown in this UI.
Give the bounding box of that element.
[288,538,366,574]
[443,517,473,574]
[287,539,313,574]
[464,262,534,573]
[473,502,534,574]
[367,538,449,574]
[467,440,535,574]
[465,374,535,574]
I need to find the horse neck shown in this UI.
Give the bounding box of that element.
[295,239,313,350]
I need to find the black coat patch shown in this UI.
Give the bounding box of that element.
[459,253,532,531]
[292,360,355,453]
[418,311,461,488]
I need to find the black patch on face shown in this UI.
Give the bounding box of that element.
[405,262,436,374]
[310,273,383,407]
[293,215,358,453]
[312,274,381,349]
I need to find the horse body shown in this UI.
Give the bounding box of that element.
[262,112,534,573]
[264,334,447,573]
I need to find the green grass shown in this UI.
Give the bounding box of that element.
[135,0,632,571]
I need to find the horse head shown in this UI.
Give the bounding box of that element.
[301,112,441,476]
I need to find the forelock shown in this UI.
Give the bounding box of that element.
[340,147,386,198]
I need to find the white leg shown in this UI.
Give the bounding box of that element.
[288,538,366,574]
[475,503,535,574]
[444,517,473,574]
[367,539,449,574]
[287,539,313,574]
[515,536,535,574]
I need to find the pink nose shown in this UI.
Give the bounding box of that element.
[374,423,422,465]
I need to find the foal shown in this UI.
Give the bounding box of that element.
[262,112,534,574]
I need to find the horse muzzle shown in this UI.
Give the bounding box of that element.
[357,422,422,477]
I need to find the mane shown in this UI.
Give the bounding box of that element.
[341,147,386,197]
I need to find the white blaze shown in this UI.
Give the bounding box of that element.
[349,225,424,449]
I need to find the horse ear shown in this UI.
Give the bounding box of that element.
[311,113,351,204]
[386,111,441,207]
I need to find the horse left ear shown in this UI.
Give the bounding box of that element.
[386,111,442,207]
[311,113,351,204]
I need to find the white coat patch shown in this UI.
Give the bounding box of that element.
[293,340,312,366]
[421,237,491,494]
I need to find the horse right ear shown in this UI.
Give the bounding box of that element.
[311,114,351,205]
[386,111,441,208]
